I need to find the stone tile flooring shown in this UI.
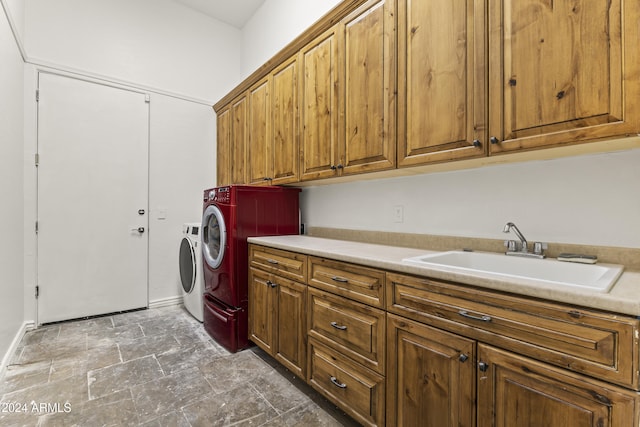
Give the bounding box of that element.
[0,305,359,426]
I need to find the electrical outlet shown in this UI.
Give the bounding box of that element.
[393,205,404,223]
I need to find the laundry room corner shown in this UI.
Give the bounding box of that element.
[148,94,216,307]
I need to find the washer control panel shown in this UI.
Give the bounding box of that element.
[204,187,230,204]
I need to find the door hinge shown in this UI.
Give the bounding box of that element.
[35,153,39,167]
[35,221,38,234]
[36,89,39,102]
[145,94,150,103]
[35,286,39,298]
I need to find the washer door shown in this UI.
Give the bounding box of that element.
[202,204,227,269]
[179,237,196,293]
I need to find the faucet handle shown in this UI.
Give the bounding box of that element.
[533,242,548,255]
[504,240,518,252]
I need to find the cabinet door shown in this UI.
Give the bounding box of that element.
[397,0,486,167]
[299,27,340,181]
[489,0,640,153]
[216,106,232,186]
[387,314,475,427]
[229,94,247,184]
[247,77,271,185]
[275,278,306,379]
[339,0,396,175]
[271,57,299,185]
[248,268,276,354]
[477,344,638,427]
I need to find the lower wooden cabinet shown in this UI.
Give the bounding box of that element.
[248,245,640,426]
[309,338,385,427]
[248,267,307,379]
[386,313,475,427]
[477,344,638,427]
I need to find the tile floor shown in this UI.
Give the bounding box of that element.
[0,305,359,426]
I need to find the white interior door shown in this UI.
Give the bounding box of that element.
[37,72,149,324]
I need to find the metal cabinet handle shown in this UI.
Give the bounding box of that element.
[131,227,145,233]
[458,310,491,322]
[265,280,277,288]
[330,321,347,331]
[330,376,347,389]
[459,353,469,363]
[331,276,348,283]
[472,139,482,148]
[478,361,489,372]
[266,259,279,265]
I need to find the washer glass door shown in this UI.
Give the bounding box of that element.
[179,237,196,293]
[202,204,226,269]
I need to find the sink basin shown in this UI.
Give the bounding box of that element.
[402,251,624,293]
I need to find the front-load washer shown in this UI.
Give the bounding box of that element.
[179,222,203,322]
[201,185,300,352]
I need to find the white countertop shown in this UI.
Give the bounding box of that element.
[248,235,640,316]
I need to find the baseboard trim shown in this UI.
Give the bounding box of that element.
[149,295,183,309]
[1,320,36,378]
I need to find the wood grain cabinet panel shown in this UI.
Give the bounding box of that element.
[309,338,385,427]
[270,56,299,185]
[216,106,231,186]
[249,245,307,283]
[299,27,341,181]
[308,256,385,307]
[248,267,276,354]
[248,268,307,379]
[308,287,385,374]
[216,94,247,186]
[386,272,640,390]
[397,0,486,166]
[488,0,640,153]
[247,77,270,185]
[339,0,396,176]
[477,344,639,427]
[386,313,476,427]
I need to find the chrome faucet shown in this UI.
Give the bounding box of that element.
[503,222,547,258]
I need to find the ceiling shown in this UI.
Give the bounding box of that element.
[172,0,266,28]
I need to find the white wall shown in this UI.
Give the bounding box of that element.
[241,0,341,77]
[24,0,242,102]
[0,2,25,365]
[301,149,640,248]
[148,94,215,302]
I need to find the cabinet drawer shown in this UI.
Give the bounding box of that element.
[308,257,385,307]
[249,245,307,282]
[308,287,385,374]
[386,272,640,390]
[309,338,385,427]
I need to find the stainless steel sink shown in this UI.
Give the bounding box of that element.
[402,251,624,293]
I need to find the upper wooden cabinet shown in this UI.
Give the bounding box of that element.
[270,57,300,185]
[247,57,300,186]
[299,0,396,181]
[488,0,640,153]
[397,0,486,167]
[215,0,640,183]
[246,76,270,185]
[216,93,247,186]
[338,0,396,176]
[299,27,340,181]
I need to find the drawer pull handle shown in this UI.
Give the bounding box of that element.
[459,310,491,322]
[330,321,347,331]
[331,276,348,283]
[266,259,279,265]
[265,280,277,288]
[330,376,347,389]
